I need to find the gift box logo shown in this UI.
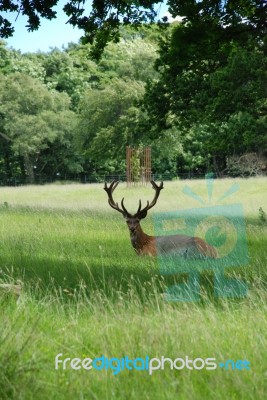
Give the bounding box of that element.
[153,179,249,302]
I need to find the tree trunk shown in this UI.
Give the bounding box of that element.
[212,154,222,177]
[23,153,35,184]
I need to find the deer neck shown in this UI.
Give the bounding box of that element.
[130,224,151,254]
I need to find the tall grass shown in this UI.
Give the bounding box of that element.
[0,178,266,399]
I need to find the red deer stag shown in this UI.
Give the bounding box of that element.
[104,180,217,258]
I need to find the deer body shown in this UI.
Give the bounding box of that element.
[104,181,217,259]
[130,227,217,258]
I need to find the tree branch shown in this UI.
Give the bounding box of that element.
[0,132,13,141]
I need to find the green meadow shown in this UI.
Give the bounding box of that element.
[0,178,266,399]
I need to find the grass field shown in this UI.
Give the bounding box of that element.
[0,178,266,399]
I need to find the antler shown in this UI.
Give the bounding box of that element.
[104,180,131,216]
[135,180,164,216]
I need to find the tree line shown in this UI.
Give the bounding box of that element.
[0,3,266,184]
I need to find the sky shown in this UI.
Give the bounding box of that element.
[3,0,89,53]
[3,1,171,53]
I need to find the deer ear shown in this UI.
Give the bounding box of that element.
[123,213,132,219]
[138,210,147,220]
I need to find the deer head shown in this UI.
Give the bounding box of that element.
[104,180,164,234]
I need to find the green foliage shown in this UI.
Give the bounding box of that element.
[98,38,159,82]
[78,78,145,174]
[40,47,100,109]
[144,9,267,174]
[0,30,162,181]
[0,40,13,73]
[0,73,79,183]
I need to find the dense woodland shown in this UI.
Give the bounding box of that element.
[0,7,266,183]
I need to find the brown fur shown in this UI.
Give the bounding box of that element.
[194,237,218,259]
[131,225,217,258]
[130,225,157,256]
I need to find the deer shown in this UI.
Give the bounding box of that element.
[104,180,218,259]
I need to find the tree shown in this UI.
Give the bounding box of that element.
[0,73,78,183]
[39,47,99,109]
[77,78,145,174]
[0,40,13,73]
[0,29,163,181]
[143,5,267,174]
[98,36,159,82]
[1,5,266,179]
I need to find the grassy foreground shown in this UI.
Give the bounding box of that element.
[0,178,266,399]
